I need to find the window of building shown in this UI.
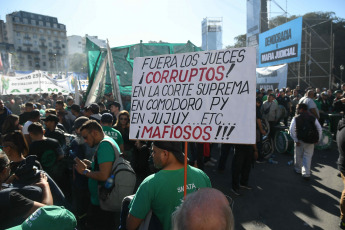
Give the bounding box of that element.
[60,25,65,29]
[47,30,51,35]
[42,55,46,59]
[39,29,43,33]
[46,22,50,27]
[15,17,20,22]
[23,18,28,24]
[28,55,32,59]
[61,44,65,48]
[53,24,57,28]
[17,38,21,44]
[29,61,33,66]
[31,20,36,25]
[53,31,57,35]
[39,21,43,26]
[60,32,64,36]
[49,43,52,47]
[33,34,37,38]
[48,36,51,40]
[17,32,20,36]
[53,18,57,23]
[43,61,46,67]
[34,41,38,46]
[38,16,42,20]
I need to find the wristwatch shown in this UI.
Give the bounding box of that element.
[83,169,89,176]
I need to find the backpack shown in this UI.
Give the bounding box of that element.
[96,138,136,212]
[295,113,319,144]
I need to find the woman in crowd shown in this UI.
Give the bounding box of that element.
[1,114,22,135]
[114,110,135,161]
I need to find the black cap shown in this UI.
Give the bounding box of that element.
[101,113,113,124]
[88,103,100,114]
[110,101,121,109]
[153,141,185,164]
[73,116,89,130]
[43,114,59,123]
[71,104,80,113]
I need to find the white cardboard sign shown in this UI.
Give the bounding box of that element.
[129,48,256,144]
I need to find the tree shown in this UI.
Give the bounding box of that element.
[226,34,246,49]
[68,53,87,72]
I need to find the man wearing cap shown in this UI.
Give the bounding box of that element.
[86,103,102,124]
[101,113,124,153]
[126,141,212,230]
[44,114,66,147]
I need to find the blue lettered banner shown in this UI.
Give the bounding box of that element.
[259,17,302,67]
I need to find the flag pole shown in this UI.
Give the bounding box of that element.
[184,141,188,198]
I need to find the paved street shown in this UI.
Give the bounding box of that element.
[205,143,343,230]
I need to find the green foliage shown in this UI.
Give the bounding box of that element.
[68,53,87,72]
[226,34,246,49]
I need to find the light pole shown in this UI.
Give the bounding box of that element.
[340,65,344,86]
[54,53,57,75]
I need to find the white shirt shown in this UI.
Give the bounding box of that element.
[22,121,33,135]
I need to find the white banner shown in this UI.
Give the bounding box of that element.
[130,48,256,144]
[0,71,70,95]
[0,71,89,95]
[256,64,288,91]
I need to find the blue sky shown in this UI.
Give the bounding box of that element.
[0,0,344,48]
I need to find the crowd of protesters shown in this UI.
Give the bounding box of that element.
[0,83,344,229]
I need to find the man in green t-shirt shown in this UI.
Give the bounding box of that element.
[75,120,120,230]
[126,141,212,230]
[101,113,124,153]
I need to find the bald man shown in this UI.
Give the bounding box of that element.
[172,188,234,230]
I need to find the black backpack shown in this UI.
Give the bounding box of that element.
[296,113,319,144]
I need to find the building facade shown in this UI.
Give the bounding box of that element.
[68,34,106,55]
[6,11,67,72]
[201,17,223,51]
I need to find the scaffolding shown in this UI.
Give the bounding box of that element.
[201,17,223,51]
[286,19,333,89]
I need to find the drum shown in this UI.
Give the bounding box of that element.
[261,119,270,136]
[274,131,294,154]
[262,136,274,159]
[315,129,333,150]
[329,114,342,134]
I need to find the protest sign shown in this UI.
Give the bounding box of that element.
[129,48,256,144]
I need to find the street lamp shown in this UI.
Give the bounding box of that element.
[340,65,344,86]
[54,53,57,75]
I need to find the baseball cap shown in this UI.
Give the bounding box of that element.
[73,116,89,130]
[153,141,185,164]
[66,96,73,101]
[335,90,343,94]
[7,206,76,230]
[88,103,100,114]
[42,114,59,123]
[101,113,113,124]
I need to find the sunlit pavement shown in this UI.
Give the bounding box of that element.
[205,143,342,230]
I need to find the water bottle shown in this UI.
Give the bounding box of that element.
[104,175,114,189]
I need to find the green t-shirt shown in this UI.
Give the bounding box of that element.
[102,126,124,147]
[129,165,211,230]
[88,136,118,205]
